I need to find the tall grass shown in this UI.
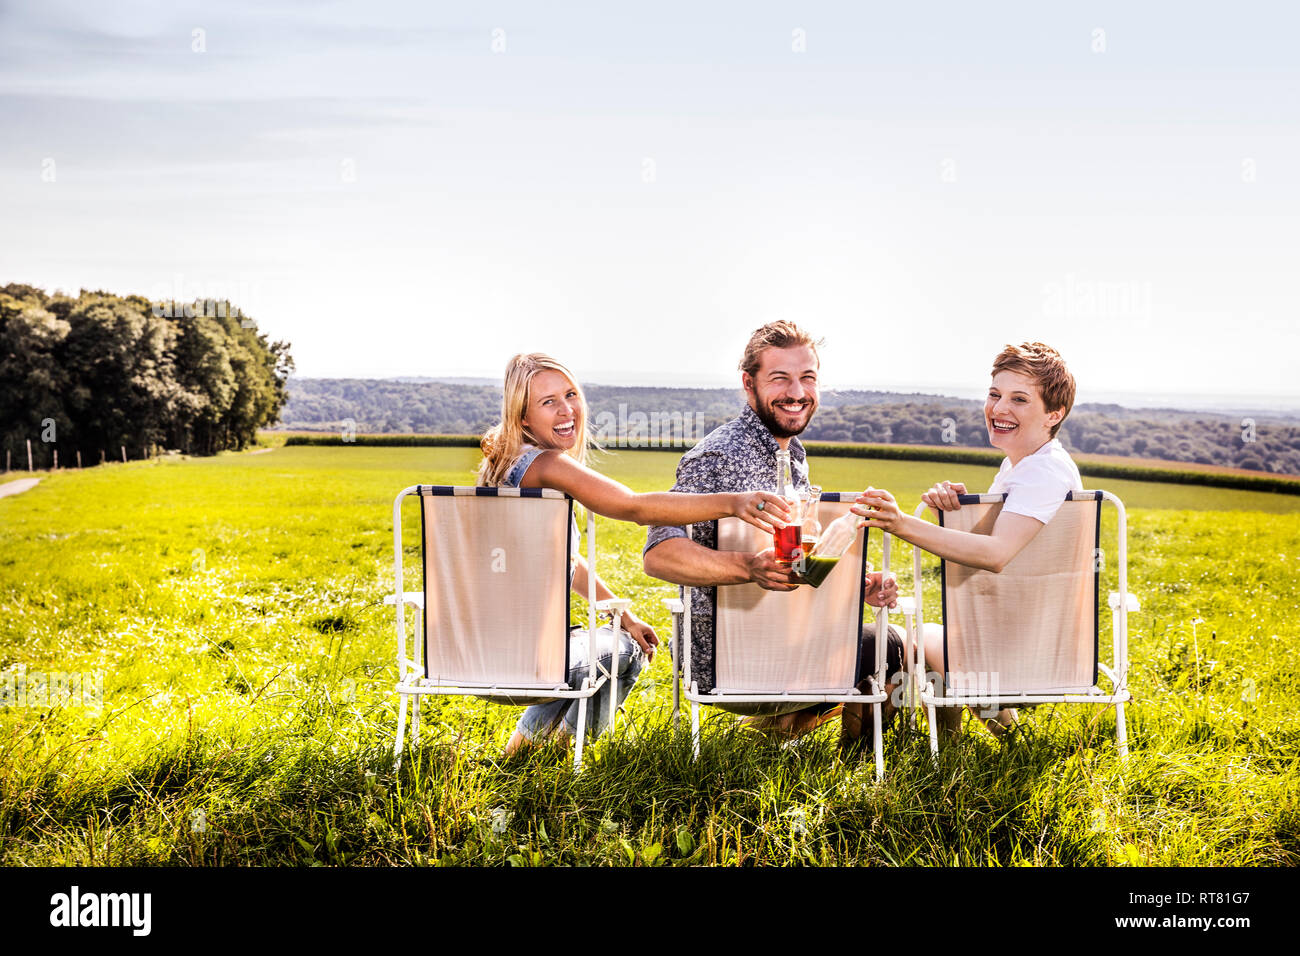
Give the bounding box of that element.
[1,447,1296,865]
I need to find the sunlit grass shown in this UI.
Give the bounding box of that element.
[1,446,1297,865]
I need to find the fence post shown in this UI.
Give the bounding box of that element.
[121,445,126,463]
[27,439,33,472]
[76,450,82,469]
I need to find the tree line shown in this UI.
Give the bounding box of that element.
[278,378,1300,476]
[1,284,293,467]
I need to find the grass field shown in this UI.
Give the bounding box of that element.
[1,445,1298,866]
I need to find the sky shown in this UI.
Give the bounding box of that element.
[2,1,1298,407]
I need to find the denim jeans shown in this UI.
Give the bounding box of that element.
[514,625,646,742]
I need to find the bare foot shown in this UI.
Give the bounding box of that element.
[838,684,898,752]
[980,707,1018,737]
[504,727,572,757]
[742,705,844,742]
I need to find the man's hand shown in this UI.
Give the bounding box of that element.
[863,571,898,609]
[746,548,801,592]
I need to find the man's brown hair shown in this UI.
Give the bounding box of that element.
[991,342,1076,438]
[739,321,824,379]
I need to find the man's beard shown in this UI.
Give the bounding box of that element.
[752,394,816,439]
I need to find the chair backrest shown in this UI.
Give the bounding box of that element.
[711,494,868,694]
[420,486,572,688]
[940,491,1100,695]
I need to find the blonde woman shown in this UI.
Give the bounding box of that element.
[480,353,791,755]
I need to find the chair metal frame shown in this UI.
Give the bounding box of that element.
[663,492,893,778]
[896,490,1139,758]
[389,484,628,771]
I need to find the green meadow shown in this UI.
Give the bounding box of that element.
[1,444,1298,865]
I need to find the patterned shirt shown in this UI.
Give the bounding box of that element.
[644,403,811,693]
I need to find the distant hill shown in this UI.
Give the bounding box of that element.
[276,378,1300,477]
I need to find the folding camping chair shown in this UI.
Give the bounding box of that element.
[663,493,893,778]
[388,485,630,771]
[895,490,1139,758]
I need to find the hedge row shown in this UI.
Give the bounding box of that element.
[279,433,1300,496]
[1072,461,1300,495]
[284,434,482,448]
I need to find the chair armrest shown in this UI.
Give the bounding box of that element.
[662,598,684,614]
[384,592,425,609]
[1108,592,1140,612]
[896,596,917,616]
[596,598,632,619]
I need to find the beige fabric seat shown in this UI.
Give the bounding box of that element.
[897,491,1138,757]
[388,485,621,771]
[665,493,893,778]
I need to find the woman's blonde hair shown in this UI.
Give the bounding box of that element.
[477,353,595,486]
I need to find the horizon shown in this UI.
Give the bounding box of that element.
[281,371,1300,417]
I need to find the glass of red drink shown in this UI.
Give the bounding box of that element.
[773,523,803,564]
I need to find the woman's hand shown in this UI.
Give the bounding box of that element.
[733,491,791,533]
[852,487,905,534]
[619,610,659,664]
[863,570,898,609]
[920,480,967,513]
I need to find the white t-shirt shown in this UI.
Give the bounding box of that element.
[987,438,1082,524]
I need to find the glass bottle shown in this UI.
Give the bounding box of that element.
[797,508,860,587]
[799,484,823,553]
[772,449,802,564]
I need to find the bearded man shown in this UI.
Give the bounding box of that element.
[643,321,902,742]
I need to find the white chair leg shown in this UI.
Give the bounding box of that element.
[1115,701,1129,760]
[411,696,422,741]
[609,670,618,743]
[873,701,884,780]
[574,696,588,771]
[691,701,701,760]
[904,616,915,728]
[393,690,409,771]
[927,702,939,759]
[671,626,681,733]
[904,616,919,729]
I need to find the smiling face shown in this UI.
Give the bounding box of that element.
[742,345,820,441]
[521,369,582,451]
[985,369,1064,464]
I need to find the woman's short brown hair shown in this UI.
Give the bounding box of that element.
[738,321,824,378]
[991,342,1076,438]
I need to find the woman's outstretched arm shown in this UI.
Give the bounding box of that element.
[522,449,791,533]
[853,487,1043,573]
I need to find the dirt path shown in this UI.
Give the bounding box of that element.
[0,477,42,499]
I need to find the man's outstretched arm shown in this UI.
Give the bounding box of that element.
[643,445,800,593]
